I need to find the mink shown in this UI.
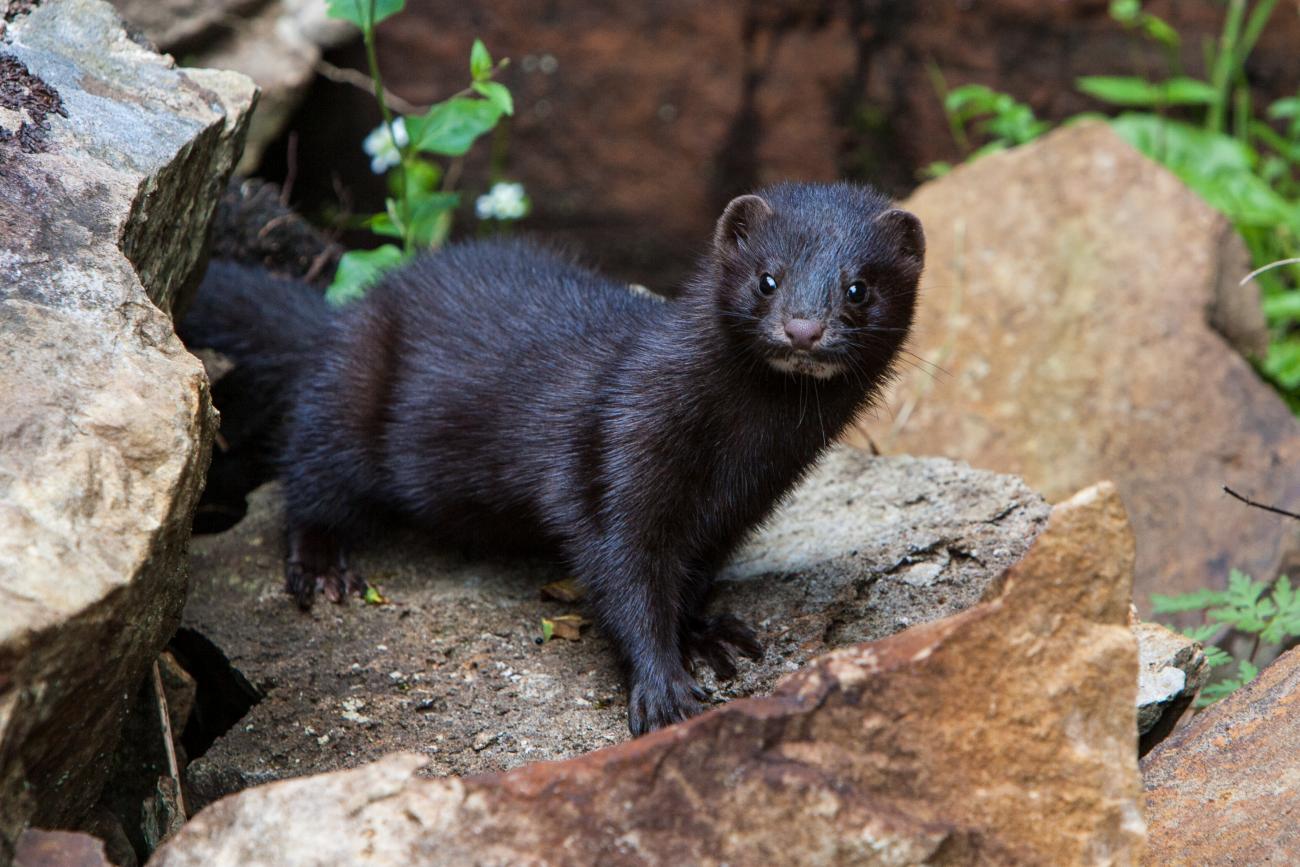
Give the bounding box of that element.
[181,182,924,734]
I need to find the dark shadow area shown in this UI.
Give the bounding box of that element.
[167,629,263,763]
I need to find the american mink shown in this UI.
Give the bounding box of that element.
[182,182,924,734]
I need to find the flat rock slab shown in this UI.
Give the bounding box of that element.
[852,121,1300,611]
[181,448,1049,810]
[0,0,254,853]
[1142,645,1300,864]
[154,483,1144,866]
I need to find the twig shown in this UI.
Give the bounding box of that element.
[280,131,298,207]
[1223,485,1300,521]
[314,58,426,116]
[152,660,187,819]
[1239,257,1300,286]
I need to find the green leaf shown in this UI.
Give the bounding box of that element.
[1238,659,1259,683]
[472,80,514,116]
[325,0,405,28]
[1202,646,1233,668]
[1077,76,1215,107]
[540,618,555,642]
[1264,339,1300,389]
[1109,0,1140,24]
[408,97,504,156]
[1151,587,1226,613]
[406,192,460,248]
[1179,623,1220,644]
[327,245,405,305]
[364,211,403,239]
[1269,96,1300,120]
[470,39,493,81]
[1078,76,1160,105]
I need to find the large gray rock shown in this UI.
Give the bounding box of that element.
[0,0,255,857]
[152,483,1145,866]
[851,121,1300,612]
[179,448,1050,810]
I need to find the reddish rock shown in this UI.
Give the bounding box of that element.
[851,121,1300,611]
[1142,646,1300,865]
[151,482,1145,866]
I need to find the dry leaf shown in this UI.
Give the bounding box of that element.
[541,578,585,603]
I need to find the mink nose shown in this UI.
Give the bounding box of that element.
[784,318,824,351]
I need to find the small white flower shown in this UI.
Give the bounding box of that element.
[475,181,530,221]
[362,117,408,175]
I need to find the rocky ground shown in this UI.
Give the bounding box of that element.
[180,449,1049,810]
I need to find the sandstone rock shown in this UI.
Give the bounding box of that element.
[0,0,255,856]
[1133,619,1209,752]
[178,448,1049,812]
[1142,646,1300,864]
[851,121,1300,611]
[152,482,1145,866]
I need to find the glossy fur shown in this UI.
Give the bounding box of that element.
[182,182,924,734]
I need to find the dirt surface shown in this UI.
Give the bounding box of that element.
[180,447,1049,812]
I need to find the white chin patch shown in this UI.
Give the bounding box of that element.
[768,356,844,380]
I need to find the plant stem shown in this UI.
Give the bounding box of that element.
[1208,0,1246,133]
[360,0,413,253]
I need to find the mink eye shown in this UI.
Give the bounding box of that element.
[846,280,870,305]
[758,273,778,296]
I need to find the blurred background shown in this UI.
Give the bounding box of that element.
[117,1,1300,287]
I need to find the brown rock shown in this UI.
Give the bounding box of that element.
[14,829,113,867]
[151,482,1144,866]
[0,0,254,856]
[851,121,1300,611]
[1142,646,1300,864]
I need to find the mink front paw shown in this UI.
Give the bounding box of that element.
[627,667,708,736]
[682,612,765,681]
[284,559,368,610]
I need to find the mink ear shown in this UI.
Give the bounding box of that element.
[874,208,925,265]
[714,194,773,251]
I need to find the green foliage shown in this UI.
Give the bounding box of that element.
[325,0,403,28]
[1153,571,1300,705]
[323,2,521,303]
[931,0,1300,411]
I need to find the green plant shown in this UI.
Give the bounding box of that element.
[931,0,1300,410]
[323,0,525,304]
[923,74,1054,177]
[1153,570,1300,704]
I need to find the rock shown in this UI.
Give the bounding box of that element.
[14,829,113,867]
[152,482,1145,866]
[850,121,1300,611]
[0,0,255,856]
[1142,646,1300,864]
[109,0,354,173]
[179,448,1050,812]
[1133,619,1209,753]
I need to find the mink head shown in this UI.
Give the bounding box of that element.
[707,182,923,382]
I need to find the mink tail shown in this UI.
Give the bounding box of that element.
[178,260,333,514]
[180,260,332,393]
